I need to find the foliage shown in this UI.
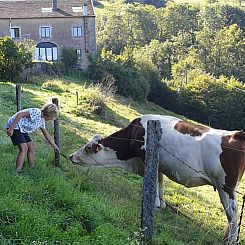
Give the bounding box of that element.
[96,3,159,54]
[157,3,199,41]
[125,0,167,8]
[96,1,245,82]
[0,36,33,81]
[61,47,78,74]
[192,24,245,81]
[94,0,245,130]
[88,53,150,101]
[171,73,245,129]
[76,82,116,116]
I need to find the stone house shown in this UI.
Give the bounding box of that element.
[0,0,96,69]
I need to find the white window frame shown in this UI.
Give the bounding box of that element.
[11,27,21,39]
[35,42,58,62]
[40,26,51,38]
[72,26,82,37]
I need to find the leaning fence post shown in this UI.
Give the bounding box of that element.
[16,84,22,112]
[52,97,61,167]
[141,120,162,241]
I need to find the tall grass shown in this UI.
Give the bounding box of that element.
[0,77,244,244]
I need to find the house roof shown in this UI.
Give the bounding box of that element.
[0,0,95,19]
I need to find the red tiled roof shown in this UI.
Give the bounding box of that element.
[0,0,95,19]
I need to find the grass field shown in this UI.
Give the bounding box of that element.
[0,76,244,244]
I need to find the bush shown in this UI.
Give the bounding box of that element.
[88,55,149,101]
[0,36,33,81]
[61,47,78,74]
[177,73,245,130]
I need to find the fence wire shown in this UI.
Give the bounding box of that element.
[81,150,235,243]
[66,121,245,244]
[3,84,244,243]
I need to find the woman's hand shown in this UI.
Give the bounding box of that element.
[54,144,60,154]
[6,128,14,137]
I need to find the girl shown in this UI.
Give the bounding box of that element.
[6,103,60,173]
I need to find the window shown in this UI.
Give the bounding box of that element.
[72,7,83,13]
[76,49,82,60]
[11,27,20,38]
[41,27,51,38]
[42,7,52,13]
[36,42,58,61]
[73,27,82,37]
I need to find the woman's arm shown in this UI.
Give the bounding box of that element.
[6,111,30,136]
[40,128,60,153]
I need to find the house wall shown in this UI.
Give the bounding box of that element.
[0,16,96,68]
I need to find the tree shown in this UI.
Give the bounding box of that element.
[194,24,245,81]
[126,0,167,8]
[96,3,159,54]
[61,47,78,74]
[178,74,245,129]
[220,4,245,31]
[0,36,33,81]
[157,3,199,41]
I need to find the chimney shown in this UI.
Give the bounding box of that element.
[52,0,57,11]
[83,3,88,15]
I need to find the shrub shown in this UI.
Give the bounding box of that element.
[61,47,78,74]
[178,73,245,129]
[0,36,33,81]
[74,81,116,116]
[87,55,149,101]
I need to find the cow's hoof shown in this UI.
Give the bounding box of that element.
[160,201,166,209]
[155,202,166,211]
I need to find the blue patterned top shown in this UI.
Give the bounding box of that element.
[6,108,45,133]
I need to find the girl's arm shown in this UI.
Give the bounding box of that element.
[40,128,60,153]
[7,111,30,136]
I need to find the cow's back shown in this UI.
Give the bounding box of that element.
[139,115,236,188]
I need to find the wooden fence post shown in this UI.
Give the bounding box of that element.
[76,91,79,107]
[52,97,61,167]
[141,120,162,241]
[16,84,22,112]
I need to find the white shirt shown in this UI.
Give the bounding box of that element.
[6,108,46,133]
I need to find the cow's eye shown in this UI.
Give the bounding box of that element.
[85,145,92,153]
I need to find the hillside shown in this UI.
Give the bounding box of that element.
[0,76,244,244]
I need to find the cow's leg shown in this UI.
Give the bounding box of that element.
[155,173,166,209]
[217,186,238,244]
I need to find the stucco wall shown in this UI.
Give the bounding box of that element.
[0,16,96,68]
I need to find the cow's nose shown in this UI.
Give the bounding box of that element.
[69,155,73,161]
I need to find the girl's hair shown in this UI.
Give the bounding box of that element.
[42,103,59,119]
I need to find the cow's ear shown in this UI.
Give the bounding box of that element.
[93,134,102,142]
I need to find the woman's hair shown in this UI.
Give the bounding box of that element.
[42,103,59,119]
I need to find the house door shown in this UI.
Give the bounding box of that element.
[35,42,58,61]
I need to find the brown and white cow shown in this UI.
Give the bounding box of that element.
[69,114,245,244]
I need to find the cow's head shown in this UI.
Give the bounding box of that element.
[69,134,119,167]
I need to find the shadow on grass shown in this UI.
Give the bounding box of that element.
[0,83,47,124]
[0,81,238,245]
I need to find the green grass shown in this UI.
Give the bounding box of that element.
[0,77,244,244]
